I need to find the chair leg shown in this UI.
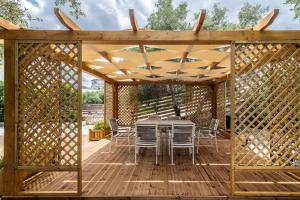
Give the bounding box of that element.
[128,136,131,153]
[192,146,195,165]
[215,137,218,152]
[171,146,174,165]
[168,139,171,156]
[197,135,200,154]
[135,146,137,164]
[155,146,158,165]
[110,137,113,153]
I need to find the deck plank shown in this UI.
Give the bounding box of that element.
[23,136,300,197]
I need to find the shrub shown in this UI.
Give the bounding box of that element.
[83,90,104,104]
[94,120,105,130]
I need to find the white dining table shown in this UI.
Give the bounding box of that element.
[135,119,195,126]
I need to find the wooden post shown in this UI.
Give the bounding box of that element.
[112,83,119,119]
[230,43,236,196]
[211,84,217,119]
[3,40,17,195]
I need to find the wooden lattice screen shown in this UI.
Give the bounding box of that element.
[117,85,138,126]
[216,82,226,130]
[16,41,82,194]
[231,42,300,195]
[112,84,214,127]
[185,85,212,126]
[104,82,114,127]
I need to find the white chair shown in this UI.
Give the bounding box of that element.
[196,118,219,153]
[134,124,159,165]
[109,118,134,153]
[148,114,161,120]
[170,124,195,165]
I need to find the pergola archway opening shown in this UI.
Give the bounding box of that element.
[0,7,299,198]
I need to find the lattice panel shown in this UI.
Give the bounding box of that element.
[117,85,138,126]
[234,43,300,168]
[185,85,212,126]
[104,82,113,127]
[17,41,81,168]
[216,82,226,130]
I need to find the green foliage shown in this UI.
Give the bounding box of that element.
[238,2,269,28]
[0,157,4,169]
[0,0,84,27]
[200,2,268,30]
[146,0,191,30]
[0,43,3,65]
[202,3,235,30]
[285,0,300,20]
[0,0,38,27]
[94,120,105,130]
[83,90,104,104]
[55,0,85,19]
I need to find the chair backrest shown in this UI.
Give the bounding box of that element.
[135,124,158,141]
[148,114,161,120]
[109,118,118,131]
[171,124,195,144]
[167,116,181,120]
[209,118,219,131]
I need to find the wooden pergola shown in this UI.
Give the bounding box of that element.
[1,7,300,198]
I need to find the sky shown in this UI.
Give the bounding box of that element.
[19,0,300,87]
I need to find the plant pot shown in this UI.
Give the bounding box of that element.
[0,169,3,195]
[89,129,106,141]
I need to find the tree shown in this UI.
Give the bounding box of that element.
[146,0,191,30]
[285,0,300,20]
[238,2,269,28]
[0,0,85,27]
[201,2,268,30]
[202,3,239,30]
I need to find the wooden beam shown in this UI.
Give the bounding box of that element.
[193,9,206,34]
[82,63,116,84]
[1,30,300,44]
[0,18,20,30]
[129,9,138,32]
[54,8,81,31]
[253,9,279,31]
[118,79,214,85]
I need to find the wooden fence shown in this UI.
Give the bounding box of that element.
[104,83,226,129]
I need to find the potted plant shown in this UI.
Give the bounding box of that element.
[0,157,4,195]
[89,120,106,141]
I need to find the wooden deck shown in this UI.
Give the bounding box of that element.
[23,136,300,197]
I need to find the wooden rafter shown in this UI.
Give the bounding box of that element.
[129,9,153,75]
[193,9,206,34]
[0,18,20,30]
[54,8,81,31]
[178,10,206,75]
[207,61,220,70]
[129,9,138,32]
[253,9,279,31]
[82,62,116,84]
[98,51,135,81]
